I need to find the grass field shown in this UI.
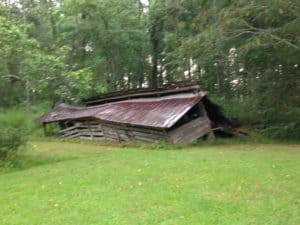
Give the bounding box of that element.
[0,139,299,225]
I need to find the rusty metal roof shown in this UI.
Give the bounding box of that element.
[39,92,206,128]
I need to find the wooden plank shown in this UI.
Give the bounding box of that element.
[100,122,168,142]
[61,129,79,137]
[58,125,78,134]
[62,128,86,136]
[58,119,170,143]
[102,122,165,135]
[133,136,156,143]
[79,136,105,141]
[118,134,131,141]
[130,131,166,140]
[87,121,93,139]
[106,130,117,135]
[89,132,104,136]
[65,133,81,139]
[104,137,118,141]
[81,122,101,125]
[84,85,200,106]
[78,136,93,140]
[103,132,118,139]
[168,116,212,144]
[92,137,105,140]
[76,131,103,137]
[76,125,101,129]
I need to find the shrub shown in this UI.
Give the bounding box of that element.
[0,108,33,166]
[0,128,25,165]
[0,105,49,137]
[261,122,300,141]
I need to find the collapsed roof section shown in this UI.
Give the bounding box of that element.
[39,92,207,129]
[82,81,200,106]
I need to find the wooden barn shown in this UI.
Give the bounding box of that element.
[39,83,233,144]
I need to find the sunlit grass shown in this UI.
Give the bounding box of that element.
[0,139,299,225]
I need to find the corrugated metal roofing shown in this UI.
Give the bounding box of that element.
[39,92,206,128]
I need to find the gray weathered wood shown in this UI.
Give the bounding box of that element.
[58,125,78,134]
[84,85,200,105]
[101,122,165,135]
[57,116,211,144]
[79,136,105,141]
[168,116,212,144]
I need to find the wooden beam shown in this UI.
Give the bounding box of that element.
[84,85,200,105]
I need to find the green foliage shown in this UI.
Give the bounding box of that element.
[0,128,25,162]
[0,109,30,165]
[0,0,299,139]
[0,104,52,138]
[60,0,150,90]
[163,0,299,137]
[262,122,300,140]
[0,105,56,165]
[57,68,103,102]
[0,109,35,167]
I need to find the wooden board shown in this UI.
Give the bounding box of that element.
[100,123,167,142]
[168,116,212,144]
[59,121,104,140]
[58,117,212,144]
[84,86,200,105]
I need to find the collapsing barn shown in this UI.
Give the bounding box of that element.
[39,84,233,144]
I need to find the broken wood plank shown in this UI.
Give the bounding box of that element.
[168,116,212,144]
[58,125,78,134]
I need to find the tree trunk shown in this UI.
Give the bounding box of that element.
[150,20,160,88]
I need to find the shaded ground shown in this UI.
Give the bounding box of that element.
[0,140,299,225]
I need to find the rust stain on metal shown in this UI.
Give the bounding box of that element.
[39,92,206,128]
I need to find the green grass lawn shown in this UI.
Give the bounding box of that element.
[0,140,299,225]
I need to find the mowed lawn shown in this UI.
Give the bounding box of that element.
[0,140,299,225]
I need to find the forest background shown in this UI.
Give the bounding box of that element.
[0,0,299,140]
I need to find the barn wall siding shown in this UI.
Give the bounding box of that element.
[167,116,212,144]
[58,116,212,143]
[59,121,104,140]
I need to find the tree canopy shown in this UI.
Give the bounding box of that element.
[0,0,299,131]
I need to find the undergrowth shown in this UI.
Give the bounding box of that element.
[0,105,49,167]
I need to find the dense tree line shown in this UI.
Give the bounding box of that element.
[0,0,299,133]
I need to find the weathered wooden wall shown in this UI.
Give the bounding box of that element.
[58,115,213,144]
[101,123,168,142]
[59,120,168,143]
[167,116,213,144]
[59,121,104,140]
